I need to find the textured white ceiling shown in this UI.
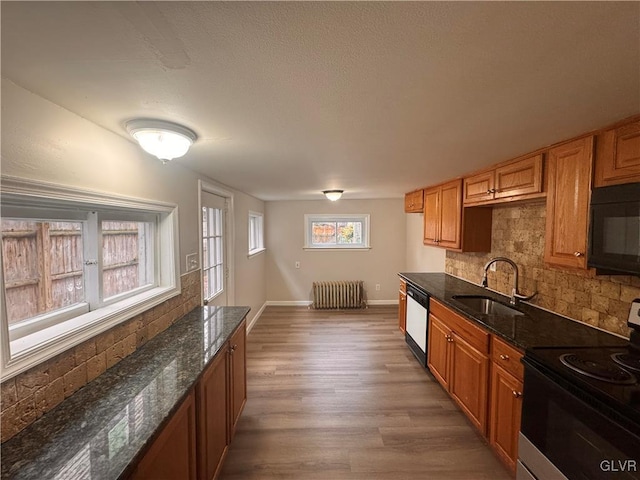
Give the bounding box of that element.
[2,2,639,200]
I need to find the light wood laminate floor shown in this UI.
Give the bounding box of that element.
[218,306,511,480]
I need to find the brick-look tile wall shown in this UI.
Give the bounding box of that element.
[0,270,201,443]
[446,203,640,338]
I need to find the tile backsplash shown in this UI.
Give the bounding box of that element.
[0,270,201,443]
[446,202,639,338]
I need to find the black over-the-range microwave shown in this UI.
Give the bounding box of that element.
[588,182,640,276]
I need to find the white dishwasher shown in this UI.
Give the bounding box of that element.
[405,284,429,367]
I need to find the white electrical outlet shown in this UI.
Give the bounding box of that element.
[375,284,381,291]
[295,261,301,269]
[186,253,199,272]
[628,299,640,328]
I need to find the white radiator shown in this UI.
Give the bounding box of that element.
[312,280,365,309]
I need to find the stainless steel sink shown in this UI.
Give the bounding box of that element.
[451,295,524,317]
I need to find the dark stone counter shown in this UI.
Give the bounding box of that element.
[1,306,250,480]
[399,272,627,350]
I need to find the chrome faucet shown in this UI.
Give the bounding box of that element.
[481,257,537,305]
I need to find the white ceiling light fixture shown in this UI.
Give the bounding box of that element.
[126,119,197,163]
[322,189,344,201]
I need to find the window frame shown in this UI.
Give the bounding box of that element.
[248,211,265,257]
[201,205,225,303]
[303,213,371,250]
[0,175,181,381]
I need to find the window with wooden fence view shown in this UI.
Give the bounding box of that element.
[1,219,152,330]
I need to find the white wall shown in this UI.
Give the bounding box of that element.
[265,198,405,303]
[405,212,446,272]
[1,80,266,324]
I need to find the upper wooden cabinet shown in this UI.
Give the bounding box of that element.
[594,119,640,187]
[424,180,462,249]
[463,154,544,206]
[404,189,424,213]
[424,179,492,252]
[544,136,594,269]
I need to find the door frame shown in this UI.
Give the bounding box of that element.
[198,180,235,306]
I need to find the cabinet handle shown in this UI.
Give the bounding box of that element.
[512,391,522,398]
[230,344,237,354]
[486,188,496,194]
[574,251,584,257]
[499,354,510,361]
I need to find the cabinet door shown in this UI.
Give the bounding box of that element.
[494,154,543,199]
[423,187,440,245]
[132,391,197,480]
[463,171,494,205]
[595,120,640,187]
[449,333,489,435]
[229,321,247,438]
[438,179,462,249]
[489,364,523,474]
[197,350,229,480]
[404,189,424,213]
[544,137,593,269]
[427,314,451,389]
[398,289,407,333]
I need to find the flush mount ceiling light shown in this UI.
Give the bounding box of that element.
[322,190,344,201]
[126,119,197,163]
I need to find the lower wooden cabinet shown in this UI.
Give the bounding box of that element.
[197,348,230,480]
[427,299,490,435]
[398,280,407,333]
[229,321,247,439]
[131,391,198,480]
[132,320,247,480]
[489,336,524,476]
[489,364,523,475]
[427,300,524,474]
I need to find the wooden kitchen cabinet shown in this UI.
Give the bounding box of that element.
[398,279,407,333]
[196,319,247,480]
[427,299,490,434]
[594,119,640,187]
[229,321,247,439]
[197,347,229,480]
[132,391,198,480]
[423,179,492,252]
[489,336,524,475]
[404,189,424,213]
[463,154,544,206]
[544,136,594,269]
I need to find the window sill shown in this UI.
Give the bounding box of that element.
[3,284,181,381]
[247,247,266,258]
[303,247,372,251]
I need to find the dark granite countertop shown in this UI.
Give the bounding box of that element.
[399,272,627,350]
[1,305,250,480]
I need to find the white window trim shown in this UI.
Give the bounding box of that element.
[0,175,181,381]
[303,213,371,250]
[248,210,265,257]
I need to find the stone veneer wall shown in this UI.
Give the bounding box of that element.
[446,203,640,338]
[0,270,201,443]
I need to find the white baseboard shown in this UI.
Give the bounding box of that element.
[263,300,397,307]
[366,300,399,306]
[265,300,313,306]
[247,302,267,333]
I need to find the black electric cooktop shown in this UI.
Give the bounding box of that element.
[525,345,640,429]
